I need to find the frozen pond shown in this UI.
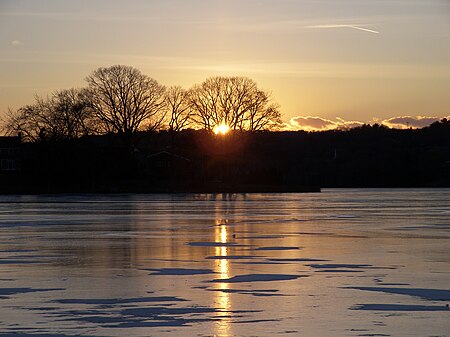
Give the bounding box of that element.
[0,189,449,337]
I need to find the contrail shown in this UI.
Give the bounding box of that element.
[307,24,380,34]
[347,25,380,34]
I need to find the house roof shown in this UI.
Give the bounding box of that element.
[147,151,190,161]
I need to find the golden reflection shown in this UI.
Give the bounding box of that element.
[214,222,231,337]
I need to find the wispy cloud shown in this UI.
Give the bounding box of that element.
[11,40,24,46]
[306,24,380,34]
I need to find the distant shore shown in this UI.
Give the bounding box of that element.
[1,122,449,194]
[0,178,320,195]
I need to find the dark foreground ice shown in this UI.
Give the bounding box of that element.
[352,304,450,311]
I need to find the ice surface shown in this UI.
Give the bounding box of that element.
[147,268,216,275]
[209,274,305,283]
[346,287,450,301]
[268,258,329,262]
[352,304,450,311]
[206,288,285,297]
[0,189,449,337]
[0,287,62,297]
[205,255,262,260]
[52,296,188,305]
[253,246,301,251]
[187,241,243,247]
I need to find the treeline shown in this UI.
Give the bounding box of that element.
[259,120,450,188]
[1,119,449,193]
[3,65,281,143]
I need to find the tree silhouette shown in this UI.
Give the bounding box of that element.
[188,76,281,132]
[247,89,282,131]
[86,65,166,142]
[3,88,93,141]
[165,86,193,133]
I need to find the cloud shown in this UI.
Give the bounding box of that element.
[306,24,380,34]
[335,117,366,129]
[286,115,448,131]
[11,40,24,46]
[290,116,337,131]
[381,116,447,129]
[288,116,364,131]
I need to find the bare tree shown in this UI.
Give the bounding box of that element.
[165,86,193,132]
[188,76,281,132]
[49,88,97,138]
[3,88,94,141]
[188,77,221,131]
[86,65,166,142]
[247,90,282,131]
[3,105,44,141]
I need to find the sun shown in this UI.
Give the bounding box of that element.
[213,123,230,135]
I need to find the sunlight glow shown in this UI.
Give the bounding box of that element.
[213,123,230,135]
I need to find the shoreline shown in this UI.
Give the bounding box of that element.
[0,184,321,195]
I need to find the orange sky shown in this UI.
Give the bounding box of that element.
[1,0,449,130]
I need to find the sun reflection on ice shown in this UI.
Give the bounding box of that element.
[214,222,231,337]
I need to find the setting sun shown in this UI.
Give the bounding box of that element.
[213,123,230,135]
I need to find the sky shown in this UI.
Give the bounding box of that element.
[1,0,449,130]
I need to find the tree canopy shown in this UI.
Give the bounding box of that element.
[165,86,192,133]
[86,65,166,137]
[3,88,93,141]
[188,76,282,132]
[3,65,282,141]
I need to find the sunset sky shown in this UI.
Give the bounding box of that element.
[1,0,449,130]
